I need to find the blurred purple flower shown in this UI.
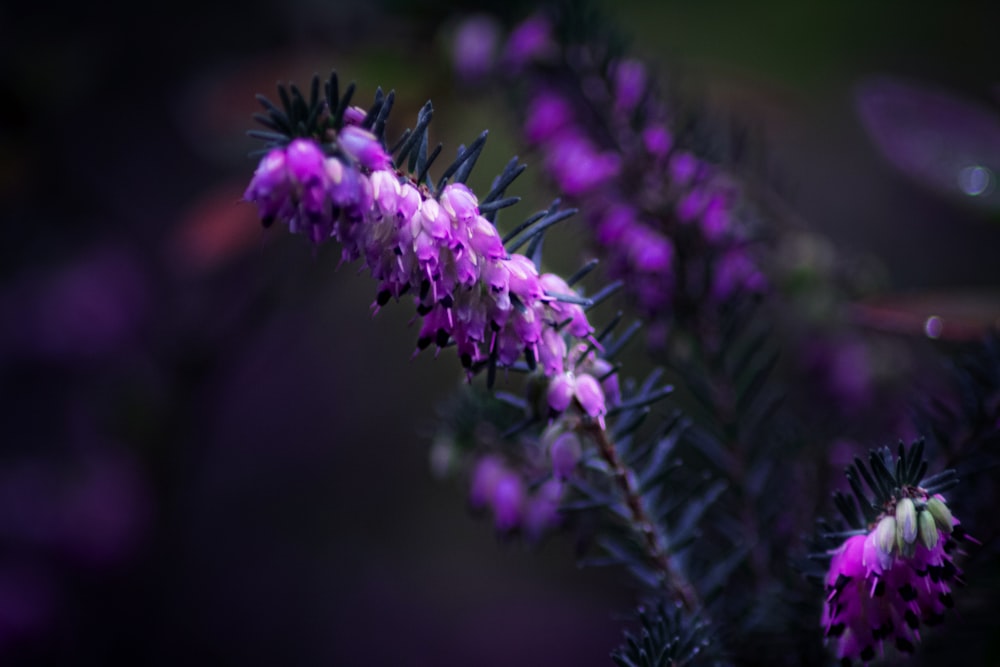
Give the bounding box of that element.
[452,14,501,83]
[502,14,554,68]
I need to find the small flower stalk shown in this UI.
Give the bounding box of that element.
[820,440,974,664]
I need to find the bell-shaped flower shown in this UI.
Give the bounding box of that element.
[338,125,391,170]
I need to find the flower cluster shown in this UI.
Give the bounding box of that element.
[468,454,564,538]
[493,13,767,322]
[243,91,616,429]
[823,502,967,664]
[820,444,972,664]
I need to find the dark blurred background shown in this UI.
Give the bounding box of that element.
[2,1,999,664]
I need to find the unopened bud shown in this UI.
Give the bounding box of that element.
[926,496,954,534]
[918,508,940,550]
[896,497,918,546]
[874,515,897,558]
[547,372,576,413]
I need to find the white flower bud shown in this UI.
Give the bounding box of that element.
[926,496,954,534]
[918,508,940,550]
[896,497,918,545]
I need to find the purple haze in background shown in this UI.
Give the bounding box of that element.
[856,76,1000,208]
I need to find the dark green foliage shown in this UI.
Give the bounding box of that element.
[610,603,723,667]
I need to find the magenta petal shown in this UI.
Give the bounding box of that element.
[574,373,606,418]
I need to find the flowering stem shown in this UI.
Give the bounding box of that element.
[583,421,701,612]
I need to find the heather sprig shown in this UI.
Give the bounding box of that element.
[245,75,601,388]
[815,441,975,665]
[489,6,769,343]
[244,74,719,620]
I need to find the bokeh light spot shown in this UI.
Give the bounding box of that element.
[924,315,943,339]
[957,165,993,196]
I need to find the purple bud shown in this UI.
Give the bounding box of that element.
[549,432,582,480]
[574,373,606,419]
[342,105,367,126]
[629,228,673,274]
[642,124,673,158]
[338,126,391,171]
[481,258,510,294]
[285,138,327,184]
[547,372,576,413]
[505,255,544,301]
[469,455,504,508]
[511,305,542,345]
[700,193,730,242]
[440,183,479,225]
[524,92,574,144]
[452,14,501,82]
[669,151,698,187]
[502,14,553,68]
[537,326,567,376]
[467,215,505,259]
[244,148,291,220]
[396,182,422,223]
[545,133,620,195]
[676,188,708,223]
[492,471,524,532]
[370,169,401,216]
[453,243,480,286]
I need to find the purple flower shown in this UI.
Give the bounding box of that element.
[524,92,575,144]
[822,498,970,663]
[244,139,338,244]
[338,126,391,171]
[537,326,567,376]
[440,182,479,226]
[545,131,620,195]
[469,455,505,509]
[243,148,292,225]
[492,470,524,532]
[467,214,505,259]
[245,130,597,385]
[574,373,606,421]
[502,14,554,68]
[341,105,368,126]
[700,192,731,242]
[642,125,673,158]
[546,371,607,425]
[452,14,501,83]
[668,151,699,187]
